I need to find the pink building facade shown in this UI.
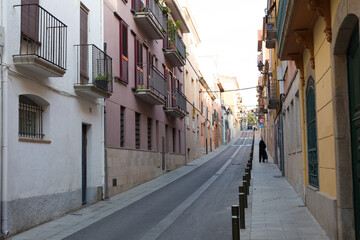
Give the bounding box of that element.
[104,0,188,196]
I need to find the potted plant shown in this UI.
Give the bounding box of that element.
[167,19,181,49]
[94,73,110,89]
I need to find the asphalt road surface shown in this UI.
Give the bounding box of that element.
[65,130,254,240]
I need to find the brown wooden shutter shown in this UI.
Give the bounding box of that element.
[21,0,39,42]
[80,6,88,81]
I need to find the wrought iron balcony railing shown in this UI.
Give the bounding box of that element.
[134,64,167,105]
[149,65,167,99]
[166,89,187,113]
[133,0,167,38]
[267,77,280,109]
[13,4,67,76]
[75,44,113,96]
[164,33,186,66]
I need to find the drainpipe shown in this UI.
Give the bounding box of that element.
[205,106,208,154]
[103,99,109,200]
[1,66,9,237]
[103,43,109,200]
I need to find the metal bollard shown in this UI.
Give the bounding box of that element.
[239,186,248,208]
[242,179,248,196]
[231,205,240,240]
[238,193,246,229]
[244,173,250,187]
[245,167,251,179]
[247,163,251,171]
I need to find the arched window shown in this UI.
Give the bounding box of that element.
[18,95,47,139]
[306,77,319,188]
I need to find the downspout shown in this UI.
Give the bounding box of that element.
[183,69,186,165]
[103,43,109,200]
[205,106,208,154]
[1,67,9,237]
[104,99,109,200]
[1,0,8,234]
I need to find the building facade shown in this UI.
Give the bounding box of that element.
[260,0,360,239]
[104,0,189,197]
[0,0,110,236]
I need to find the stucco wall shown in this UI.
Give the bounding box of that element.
[313,19,337,199]
[2,0,106,235]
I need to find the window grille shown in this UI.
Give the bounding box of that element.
[120,106,125,147]
[147,118,152,150]
[19,95,44,139]
[135,112,140,149]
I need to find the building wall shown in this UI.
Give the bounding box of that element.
[104,0,186,197]
[282,71,304,200]
[1,0,105,235]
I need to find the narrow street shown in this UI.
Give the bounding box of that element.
[64,131,253,240]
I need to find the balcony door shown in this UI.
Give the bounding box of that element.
[80,4,88,83]
[347,22,360,239]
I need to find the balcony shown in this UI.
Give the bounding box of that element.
[164,89,187,118]
[267,78,279,109]
[132,0,167,40]
[164,0,190,33]
[13,4,67,77]
[266,39,276,49]
[266,23,277,40]
[74,44,113,99]
[164,33,186,67]
[134,65,167,105]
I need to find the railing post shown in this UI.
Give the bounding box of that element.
[231,205,240,240]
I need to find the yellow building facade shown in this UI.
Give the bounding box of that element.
[263,0,360,239]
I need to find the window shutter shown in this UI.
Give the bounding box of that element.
[80,6,88,81]
[21,0,39,42]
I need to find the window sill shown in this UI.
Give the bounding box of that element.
[19,138,51,144]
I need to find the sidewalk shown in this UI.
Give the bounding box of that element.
[241,131,329,240]
[9,137,239,240]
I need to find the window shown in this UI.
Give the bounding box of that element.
[135,112,140,149]
[147,117,152,150]
[135,38,143,87]
[120,21,128,83]
[80,4,88,82]
[19,95,44,139]
[120,106,125,147]
[21,0,39,43]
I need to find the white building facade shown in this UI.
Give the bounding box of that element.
[0,0,110,236]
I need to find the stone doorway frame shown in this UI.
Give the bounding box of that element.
[331,1,360,239]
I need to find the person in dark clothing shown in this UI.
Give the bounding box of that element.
[259,138,267,163]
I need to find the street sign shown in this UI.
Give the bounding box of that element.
[259,118,264,123]
[259,123,264,128]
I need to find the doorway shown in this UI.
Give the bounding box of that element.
[347,22,360,239]
[82,124,87,205]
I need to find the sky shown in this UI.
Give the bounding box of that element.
[184,0,267,108]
